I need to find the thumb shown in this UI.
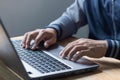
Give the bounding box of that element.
[44,38,56,48]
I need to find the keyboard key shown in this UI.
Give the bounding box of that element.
[12,40,71,74]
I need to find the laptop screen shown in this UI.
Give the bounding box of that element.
[0,19,29,79]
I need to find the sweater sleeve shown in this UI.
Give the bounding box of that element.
[46,0,87,40]
[106,40,120,59]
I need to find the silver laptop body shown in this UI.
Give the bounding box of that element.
[0,19,99,80]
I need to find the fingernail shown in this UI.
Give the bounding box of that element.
[61,55,65,59]
[32,46,35,50]
[44,43,48,48]
[59,51,62,56]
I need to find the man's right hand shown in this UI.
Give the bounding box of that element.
[21,28,57,50]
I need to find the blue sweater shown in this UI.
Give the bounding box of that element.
[47,0,120,59]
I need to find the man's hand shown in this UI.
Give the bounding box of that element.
[60,38,107,62]
[21,28,57,50]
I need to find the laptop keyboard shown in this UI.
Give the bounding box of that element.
[12,40,71,74]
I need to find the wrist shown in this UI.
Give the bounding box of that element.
[46,28,58,40]
[45,25,62,40]
[46,28,57,33]
[98,40,108,55]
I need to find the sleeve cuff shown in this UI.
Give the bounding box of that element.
[105,39,113,57]
[105,39,120,59]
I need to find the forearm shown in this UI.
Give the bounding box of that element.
[46,0,87,40]
[48,15,77,40]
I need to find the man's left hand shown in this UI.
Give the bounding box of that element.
[60,38,107,62]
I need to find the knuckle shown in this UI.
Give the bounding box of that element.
[67,42,75,47]
[24,32,29,36]
[27,33,33,38]
[41,29,46,33]
[67,43,71,46]
[25,31,31,36]
[35,29,45,34]
[40,29,47,35]
[80,38,85,40]
[66,43,71,47]
[73,45,79,51]
[35,29,41,31]
[83,43,89,47]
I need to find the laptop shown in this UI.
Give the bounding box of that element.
[0,19,99,80]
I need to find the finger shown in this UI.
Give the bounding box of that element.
[25,33,33,49]
[68,45,87,60]
[60,41,82,58]
[44,38,56,48]
[32,32,44,50]
[73,50,88,62]
[21,32,28,48]
[60,43,76,58]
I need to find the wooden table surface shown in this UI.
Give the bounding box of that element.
[0,36,120,80]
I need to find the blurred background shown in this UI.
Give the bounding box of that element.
[0,0,88,38]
